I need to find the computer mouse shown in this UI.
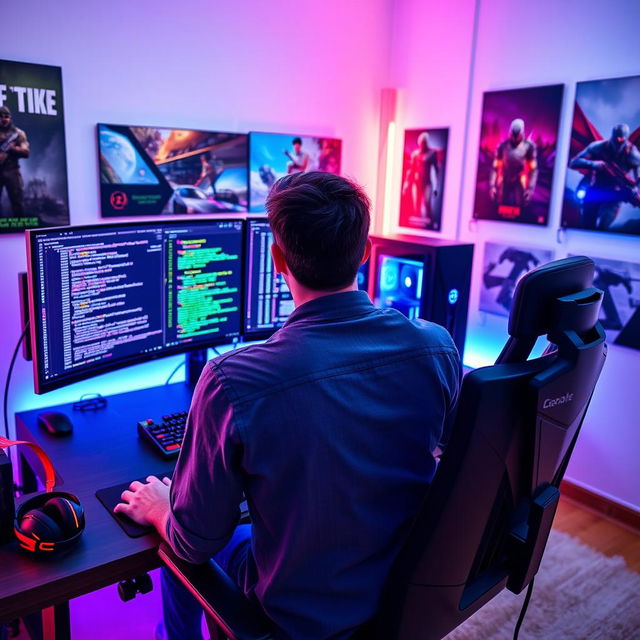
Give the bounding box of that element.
[37,411,73,436]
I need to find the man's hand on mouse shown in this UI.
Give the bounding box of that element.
[114,476,171,533]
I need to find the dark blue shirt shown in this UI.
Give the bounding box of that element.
[167,290,460,640]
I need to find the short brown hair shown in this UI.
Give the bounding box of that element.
[266,172,370,291]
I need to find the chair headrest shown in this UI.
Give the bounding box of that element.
[508,256,595,338]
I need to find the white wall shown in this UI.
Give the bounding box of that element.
[1,0,393,423]
[390,0,640,510]
[388,0,478,240]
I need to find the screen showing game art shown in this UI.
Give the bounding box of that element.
[569,254,640,351]
[249,132,342,211]
[561,75,640,236]
[473,84,564,226]
[399,128,448,232]
[98,124,248,216]
[480,242,554,316]
[374,254,424,321]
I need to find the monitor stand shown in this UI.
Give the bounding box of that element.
[185,348,208,390]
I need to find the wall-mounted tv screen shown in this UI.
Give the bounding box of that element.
[249,132,342,212]
[561,75,640,236]
[98,124,248,217]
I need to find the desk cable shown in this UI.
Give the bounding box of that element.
[513,577,535,640]
[3,322,29,440]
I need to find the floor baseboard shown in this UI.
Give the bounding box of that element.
[560,480,640,534]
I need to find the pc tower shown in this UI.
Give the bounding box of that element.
[368,234,474,358]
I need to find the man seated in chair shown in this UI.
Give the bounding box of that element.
[115,172,461,640]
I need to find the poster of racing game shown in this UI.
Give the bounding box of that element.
[480,241,554,316]
[398,128,448,232]
[569,254,640,351]
[0,59,69,233]
[98,124,248,216]
[473,84,564,226]
[561,75,640,235]
[249,132,342,212]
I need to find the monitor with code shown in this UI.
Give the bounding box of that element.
[27,219,243,393]
[244,218,294,338]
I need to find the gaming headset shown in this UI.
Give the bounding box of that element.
[0,436,85,555]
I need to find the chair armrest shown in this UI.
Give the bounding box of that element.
[158,543,275,640]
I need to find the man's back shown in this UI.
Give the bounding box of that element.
[170,291,460,640]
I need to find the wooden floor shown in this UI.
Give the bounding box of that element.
[553,496,640,573]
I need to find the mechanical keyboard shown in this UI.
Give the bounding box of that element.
[137,410,188,458]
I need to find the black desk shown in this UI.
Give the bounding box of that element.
[0,383,195,638]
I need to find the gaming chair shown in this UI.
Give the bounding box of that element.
[158,256,607,640]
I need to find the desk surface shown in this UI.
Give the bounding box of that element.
[0,382,194,622]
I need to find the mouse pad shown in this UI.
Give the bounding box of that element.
[96,471,250,538]
[96,470,174,538]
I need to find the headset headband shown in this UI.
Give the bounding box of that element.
[0,437,56,492]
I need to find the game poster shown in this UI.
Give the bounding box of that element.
[569,254,640,351]
[0,60,69,233]
[249,132,342,212]
[398,128,448,232]
[473,85,564,226]
[480,242,554,316]
[561,75,640,236]
[98,124,248,216]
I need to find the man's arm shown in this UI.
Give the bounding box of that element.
[490,145,502,200]
[167,366,245,563]
[570,143,605,172]
[524,143,538,201]
[12,131,29,158]
[115,364,245,563]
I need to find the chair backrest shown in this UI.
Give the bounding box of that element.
[367,256,607,640]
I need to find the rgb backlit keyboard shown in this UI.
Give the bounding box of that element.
[137,411,188,459]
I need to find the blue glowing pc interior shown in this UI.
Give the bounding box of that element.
[357,261,370,292]
[244,218,294,339]
[375,254,425,320]
[27,219,244,394]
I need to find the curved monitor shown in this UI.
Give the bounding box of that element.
[27,219,244,394]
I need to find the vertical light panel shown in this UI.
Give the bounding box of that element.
[374,88,398,236]
[382,120,397,237]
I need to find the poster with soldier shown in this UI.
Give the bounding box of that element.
[480,242,554,316]
[561,75,640,236]
[0,59,69,233]
[569,254,640,351]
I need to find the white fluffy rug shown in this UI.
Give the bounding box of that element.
[444,529,640,639]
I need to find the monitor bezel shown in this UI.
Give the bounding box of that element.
[27,217,246,394]
[96,122,250,218]
[242,215,288,341]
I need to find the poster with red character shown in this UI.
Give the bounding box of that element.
[398,128,448,232]
[473,85,563,226]
[0,59,69,233]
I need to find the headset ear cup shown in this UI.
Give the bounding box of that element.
[42,497,84,535]
[19,508,65,541]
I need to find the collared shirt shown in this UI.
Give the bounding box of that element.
[167,290,460,640]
